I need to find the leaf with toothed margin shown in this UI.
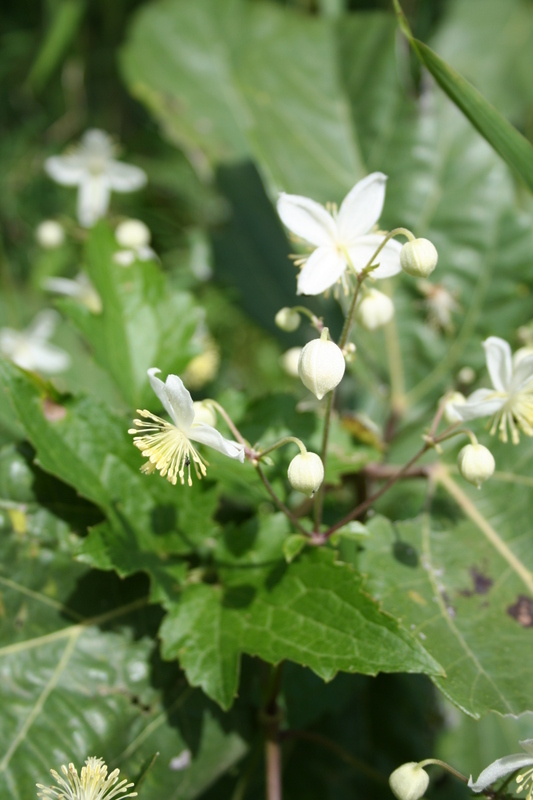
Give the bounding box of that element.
[159,533,443,709]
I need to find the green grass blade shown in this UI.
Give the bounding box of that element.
[392,0,533,193]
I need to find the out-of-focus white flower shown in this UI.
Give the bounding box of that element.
[287,451,324,497]
[453,336,533,443]
[298,329,345,399]
[192,400,217,428]
[417,280,460,333]
[280,347,303,378]
[400,238,438,278]
[457,443,495,488]
[43,272,102,314]
[45,130,147,228]
[356,288,394,330]
[113,218,156,266]
[0,310,70,374]
[468,739,533,795]
[36,220,65,249]
[129,368,245,486]
[36,755,137,800]
[389,762,429,800]
[277,173,401,296]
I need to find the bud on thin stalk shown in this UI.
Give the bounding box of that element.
[457,442,495,488]
[298,328,345,400]
[389,762,430,800]
[400,238,438,278]
[275,307,301,332]
[287,451,324,497]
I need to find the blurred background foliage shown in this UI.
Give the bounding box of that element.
[2,0,533,798]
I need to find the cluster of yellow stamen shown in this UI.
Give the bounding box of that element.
[488,389,533,444]
[37,757,137,800]
[516,766,533,799]
[129,409,207,486]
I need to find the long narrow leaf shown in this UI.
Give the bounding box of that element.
[392,0,533,194]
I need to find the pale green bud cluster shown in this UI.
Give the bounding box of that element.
[457,443,495,488]
[275,307,301,332]
[389,762,429,800]
[298,328,345,400]
[400,238,438,278]
[287,451,324,497]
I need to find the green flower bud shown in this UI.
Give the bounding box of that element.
[287,452,324,497]
[400,238,438,278]
[298,329,345,400]
[275,307,301,332]
[389,762,429,800]
[457,443,495,488]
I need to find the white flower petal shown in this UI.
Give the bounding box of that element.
[296,245,347,296]
[453,388,506,421]
[190,423,245,462]
[44,155,86,186]
[26,309,59,340]
[106,161,147,192]
[510,354,533,392]
[337,172,387,242]
[147,368,194,430]
[25,341,71,374]
[43,277,82,298]
[77,175,111,227]
[277,193,336,247]
[483,337,513,392]
[468,753,533,792]
[347,234,402,278]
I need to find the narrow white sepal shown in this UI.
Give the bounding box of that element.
[468,753,533,792]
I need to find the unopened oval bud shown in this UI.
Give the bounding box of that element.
[298,330,345,400]
[400,238,438,278]
[287,452,324,497]
[36,220,65,249]
[443,391,466,424]
[457,443,495,488]
[280,347,302,378]
[275,307,301,332]
[192,400,217,428]
[115,219,151,249]
[356,288,394,331]
[389,762,429,800]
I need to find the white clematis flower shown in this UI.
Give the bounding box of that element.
[43,272,102,314]
[277,172,402,296]
[0,310,70,374]
[129,368,245,486]
[37,755,137,800]
[468,739,533,795]
[45,130,147,228]
[453,336,533,444]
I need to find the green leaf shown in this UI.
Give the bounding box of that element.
[61,222,201,408]
[26,0,86,92]
[160,524,442,708]
[121,0,363,201]
[0,514,248,798]
[359,475,533,717]
[283,534,307,563]
[0,360,217,587]
[393,0,533,193]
